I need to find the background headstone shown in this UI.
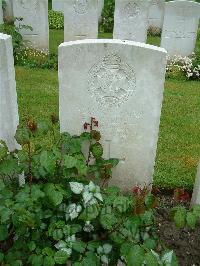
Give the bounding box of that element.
[58,39,167,190]
[0,33,19,151]
[0,0,3,23]
[64,0,98,41]
[191,162,200,206]
[148,0,165,29]
[52,0,64,12]
[13,0,49,51]
[161,0,200,57]
[98,0,104,21]
[113,0,152,43]
[3,0,13,22]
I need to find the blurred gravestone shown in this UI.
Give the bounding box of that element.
[3,0,13,21]
[161,0,200,56]
[52,0,64,12]
[113,0,152,42]
[148,0,165,29]
[13,0,49,51]
[64,0,98,41]
[58,39,167,190]
[191,162,200,206]
[0,33,19,151]
[53,0,103,21]
[98,0,104,21]
[0,0,3,23]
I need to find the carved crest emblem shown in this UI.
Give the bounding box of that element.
[88,54,136,108]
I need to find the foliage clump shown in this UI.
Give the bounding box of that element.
[48,10,64,30]
[0,117,178,265]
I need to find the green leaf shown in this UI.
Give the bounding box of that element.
[113,196,132,213]
[107,158,119,167]
[28,241,36,251]
[124,216,140,237]
[54,250,69,265]
[76,160,88,175]
[43,256,55,266]
[0,252,4,262]
[90,142,103,159]
[63,155,77,168]
[29,254,43,266]
[72,241,86,253]
[15,127,30,145]
[0,179,5,191]
[186,212,197,229]
[40,150,56,173]
[145,194,156,209]
[53,229,63,240]
[79,205,99,221]
[192,205,200,218]
[0,141,8,160]
[100,212,118,230]
[44,184,63,206]
[0,225,8,241]
[0,207,12,223]
[174,207,186,228]
[37,120,51,135]
[82,251,100,266]
[126,245,145,266]
[143,238,157,250]
[145,251,159,266]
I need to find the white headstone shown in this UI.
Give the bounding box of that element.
[161,0,200,57]
[113,0,152,42]
[0,0,3,23]
[53,0,103,20]
[98,0,104,20]
[13,0,49,51]
[0,33,19,151]
[148,0,165,29]
[52,0,64,12]
[3,0,13,21]
[58,39,167,190]
[64,0,98,41]
[191,162,200,206]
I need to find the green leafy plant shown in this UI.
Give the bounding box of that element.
[0,20,24,57]
[48,10,64,30]
[99,0,115,33]
[170,205,200,229]
[0,117,177,265]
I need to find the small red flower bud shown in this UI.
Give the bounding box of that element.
[132,186,142,195]
[83,122,90,130]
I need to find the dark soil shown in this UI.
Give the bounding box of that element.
[156,194,200,266]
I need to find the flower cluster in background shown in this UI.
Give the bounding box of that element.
[166,53,200,81]
[15,46,58,70]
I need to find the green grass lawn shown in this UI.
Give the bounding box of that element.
[16,30,200,190]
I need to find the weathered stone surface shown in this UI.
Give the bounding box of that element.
[98,0,104,20]
[58,39,167,190]
[52,0,64,12]
[161,0,200,57]
[0,0,3,23]
[148,0,165,29]
[113,0,152,43]
[53,0,103,21]
[191,162,200,206]
[0,33,19,151]
[3,0,13,21]
[13,0,49,51]
[64,0,98,41]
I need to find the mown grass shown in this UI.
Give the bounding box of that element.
[15,30,200,190]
